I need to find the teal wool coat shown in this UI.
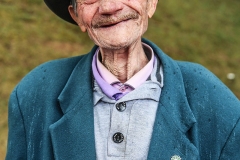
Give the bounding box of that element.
[6,39,240,160]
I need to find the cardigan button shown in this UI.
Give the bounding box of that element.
[116,102,126,112]
[113,132,124,143]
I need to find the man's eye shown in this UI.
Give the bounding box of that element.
[83,0,97,4]
[77,0,97,5]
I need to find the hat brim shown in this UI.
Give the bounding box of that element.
[44,0,77,25]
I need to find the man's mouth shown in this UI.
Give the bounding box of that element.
[98,19,130,28]
[92,13,139,29]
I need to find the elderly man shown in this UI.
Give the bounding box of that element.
[6,0,240,159]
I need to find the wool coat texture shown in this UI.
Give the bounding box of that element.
[6,39,240,160]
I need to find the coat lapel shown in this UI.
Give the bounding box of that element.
[49,47,98,160]
[145,39,199,159]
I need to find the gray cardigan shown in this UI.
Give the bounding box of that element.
[6,39,240,159]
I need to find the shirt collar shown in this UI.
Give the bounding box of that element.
[92,43,155,100]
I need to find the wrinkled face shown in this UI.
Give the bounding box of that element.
[69,0,158,49]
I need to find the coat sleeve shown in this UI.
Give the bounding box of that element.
[6,88,27,160]
[219,117,240,159]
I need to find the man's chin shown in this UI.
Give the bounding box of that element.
[97,39,135,50]
[90,29,142,50]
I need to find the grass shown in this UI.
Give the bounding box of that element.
[0,0,240,158]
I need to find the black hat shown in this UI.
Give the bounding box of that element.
[44,0,77,25]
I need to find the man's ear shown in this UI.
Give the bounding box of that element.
[147,0,158,18]
[68,5,87,32]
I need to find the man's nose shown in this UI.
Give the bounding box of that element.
[98,0,124,15]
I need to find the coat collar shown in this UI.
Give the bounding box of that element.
[57,46,96,114]
[49,39,198,159]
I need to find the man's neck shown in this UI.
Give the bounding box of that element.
[99,40,149,83]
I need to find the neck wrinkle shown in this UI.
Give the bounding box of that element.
[100,41,149,83]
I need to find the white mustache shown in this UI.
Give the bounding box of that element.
[92,12,139,28]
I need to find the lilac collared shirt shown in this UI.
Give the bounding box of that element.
[92,43,155,100]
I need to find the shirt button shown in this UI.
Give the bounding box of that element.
[112,132,124,143]
[116,102,126,112]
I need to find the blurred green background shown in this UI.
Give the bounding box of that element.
[0,0,239,158]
